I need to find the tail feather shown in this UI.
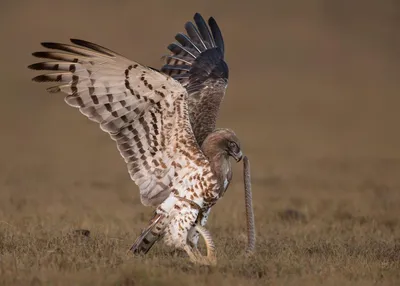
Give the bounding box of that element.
[129,213,166,255]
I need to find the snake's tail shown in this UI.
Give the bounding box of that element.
[195,224,216,264]
[184,224,216,265]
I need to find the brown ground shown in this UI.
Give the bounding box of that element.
[0,1,399,285]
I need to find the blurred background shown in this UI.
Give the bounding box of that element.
[0,0,399,213]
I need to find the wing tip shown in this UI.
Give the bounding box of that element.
[27,63,40,70]
[32,74,62,83]
[70,38,116,57]
[162,13,228,82]
[69,38,92,48]
[31,51,52,60]
[28,62,57,71]
[41,42,60,49]
[31,74,45,82]
[31,73,61,93]
[70,38,83,44]
[207,17,224,53]
[32,74,48,82]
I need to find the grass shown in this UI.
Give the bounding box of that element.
[0,158,399,285]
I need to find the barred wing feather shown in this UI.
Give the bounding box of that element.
[29,39,213,206]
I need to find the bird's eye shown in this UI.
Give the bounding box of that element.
[229,141,238,149]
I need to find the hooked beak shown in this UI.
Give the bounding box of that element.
[232,151,243,162]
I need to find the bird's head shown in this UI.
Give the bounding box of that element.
[202,128,243,162]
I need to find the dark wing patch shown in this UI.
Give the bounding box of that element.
[161,13,229,146]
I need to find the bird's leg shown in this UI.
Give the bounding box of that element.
[187,208,211,249]
[187,224,200,249]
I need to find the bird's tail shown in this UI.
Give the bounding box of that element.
[161,13,227,89]
[129,213,168,255]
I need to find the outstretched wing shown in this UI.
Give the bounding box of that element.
[161,13,229,146]
[29,39,215,207]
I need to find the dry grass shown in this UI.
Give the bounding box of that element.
[1,1,400,285]
[1,159,399,285]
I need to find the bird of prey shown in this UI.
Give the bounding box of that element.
[29,13,245,265]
